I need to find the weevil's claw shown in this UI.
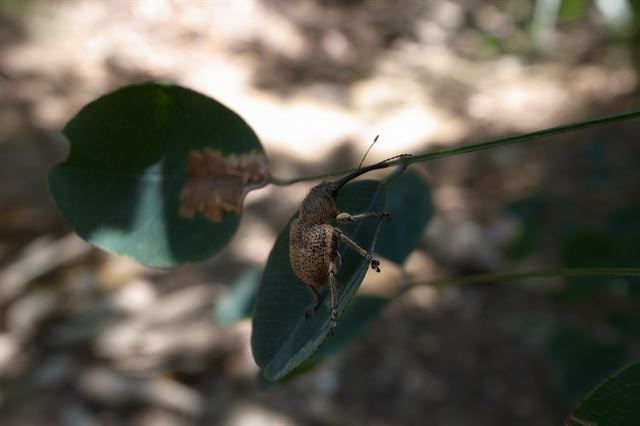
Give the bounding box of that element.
[329,308,338,335]
[382,212,392,222]
[370,258,381,272]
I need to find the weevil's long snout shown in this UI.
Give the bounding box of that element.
[328,153,411,197]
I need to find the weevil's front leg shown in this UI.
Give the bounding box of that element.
[334,228,382,272]
[305,284,322,317]
[335,213,384,272]
[328,260,339,335]
[337,231,380,272]
[336,211,391,224]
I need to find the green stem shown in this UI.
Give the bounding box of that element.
[270,108,640,186]
[402,267,640,292]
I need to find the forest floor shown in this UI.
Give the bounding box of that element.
[1,1,639,425]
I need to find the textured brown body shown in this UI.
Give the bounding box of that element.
[289,220,338,288]
[289,186,340,288]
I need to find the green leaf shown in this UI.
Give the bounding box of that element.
[48,82,268,267]
[215,268,262,325]
[283,294,390,380]
[311,294,389,360]
[267,294,390,384]
[376,170,432,264]
[251,180,386,381]
[567,362,640,426]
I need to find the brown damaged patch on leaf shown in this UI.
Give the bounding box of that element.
[179,148,269,223]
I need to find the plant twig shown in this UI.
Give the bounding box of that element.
[270,108,640,186]
[402,267,640,293]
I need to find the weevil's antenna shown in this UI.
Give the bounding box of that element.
[358,135,379,169]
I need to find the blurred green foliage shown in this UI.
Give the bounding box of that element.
[505,136,640,403]
[567,362,640,426]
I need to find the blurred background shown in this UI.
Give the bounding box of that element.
[1,0,640,424]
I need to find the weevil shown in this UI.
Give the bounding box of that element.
[289,141,410,335]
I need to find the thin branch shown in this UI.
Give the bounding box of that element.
[401,267,640,293]
[270,108,640,186]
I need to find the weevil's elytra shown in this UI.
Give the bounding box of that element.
[289,152,410,335]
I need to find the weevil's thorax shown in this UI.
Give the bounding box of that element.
[298,182,338,224]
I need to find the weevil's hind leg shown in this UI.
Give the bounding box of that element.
[335,214,388,272]
[305,284,322,317]
[328,260,339,335]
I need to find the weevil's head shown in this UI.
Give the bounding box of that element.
[298,181,339,223]
[297,153,411,224]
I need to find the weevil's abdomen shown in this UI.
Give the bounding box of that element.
[289,218,338,287]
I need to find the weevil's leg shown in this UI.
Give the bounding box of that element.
[336,230,380,272]
[328,260,339,335]
[305,284,322,317]
[336,211,391,224]
[334,215,387,272]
